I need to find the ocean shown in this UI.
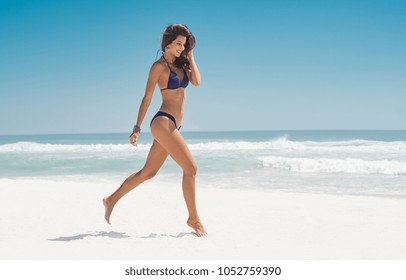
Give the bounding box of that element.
[1,130,406,197]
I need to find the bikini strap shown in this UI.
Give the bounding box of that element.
[162,55,172,71]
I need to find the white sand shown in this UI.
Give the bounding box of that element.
[1,178,406,260]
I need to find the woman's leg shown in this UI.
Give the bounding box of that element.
[103,140,168,224]
[151,118,207,236]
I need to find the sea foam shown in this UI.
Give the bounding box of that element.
[259,156,406,175]
[0,141,151,153]
[1,138,406,154]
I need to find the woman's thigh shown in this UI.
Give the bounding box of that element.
[151,118,196,173]
[142,140,169,176]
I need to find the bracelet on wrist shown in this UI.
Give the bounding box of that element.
[132,125,141,133]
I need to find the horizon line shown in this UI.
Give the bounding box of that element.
[1,129,406,137]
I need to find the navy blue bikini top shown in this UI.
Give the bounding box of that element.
[160,56,189,91]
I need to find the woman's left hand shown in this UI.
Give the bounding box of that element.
[187,49,193,60]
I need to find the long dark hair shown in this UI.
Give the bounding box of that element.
[161,23,195,69]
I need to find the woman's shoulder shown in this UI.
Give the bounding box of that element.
[150,58,167,71]
[149,58,167,74]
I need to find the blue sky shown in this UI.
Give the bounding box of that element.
[1,0,405,134]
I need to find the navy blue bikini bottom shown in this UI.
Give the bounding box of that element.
[150,111,181,130]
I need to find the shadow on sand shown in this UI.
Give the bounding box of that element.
[48,231,130,242]
[138,232,196,238]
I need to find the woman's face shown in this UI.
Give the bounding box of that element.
[166,35,187,57]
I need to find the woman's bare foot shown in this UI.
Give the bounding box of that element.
[187,217,207,237]
[103,196,114,224]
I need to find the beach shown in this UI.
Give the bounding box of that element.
[1,131,406,260]
[1,177,406,260]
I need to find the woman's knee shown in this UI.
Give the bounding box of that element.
[140,168,158,180]
[183,162,198,177]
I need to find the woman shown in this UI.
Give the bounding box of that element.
[103,24,207,237]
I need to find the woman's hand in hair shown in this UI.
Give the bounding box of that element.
[187,49,194,60]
